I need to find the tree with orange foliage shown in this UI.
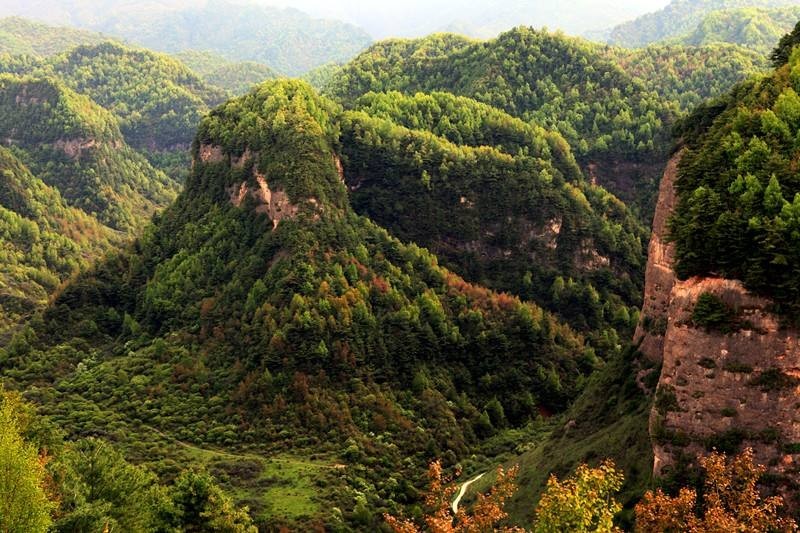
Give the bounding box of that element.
[636,448,798,532]
[384,461,524,533]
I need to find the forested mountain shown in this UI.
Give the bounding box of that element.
[670,30,800,316]
[0,16,111,56]
[0,75,177,231]
[608,0,800,48]
[5,6,800,531]
[0,80,599,529]
[677,5,800,51]
[326,27,768,210]
[174,50,277,96]
[340,90,647,353]
[0,1,372,76]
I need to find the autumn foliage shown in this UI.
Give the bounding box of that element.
[636,448,797,532]
[384,461,523,533]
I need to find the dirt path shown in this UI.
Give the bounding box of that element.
[452,472,486,514]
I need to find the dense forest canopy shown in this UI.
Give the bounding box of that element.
[671,42,800,317]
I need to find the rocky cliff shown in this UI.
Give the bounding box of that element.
[637,151,800,499]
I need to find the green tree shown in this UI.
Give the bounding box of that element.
[0,393,54,533]
[533,460,624,533]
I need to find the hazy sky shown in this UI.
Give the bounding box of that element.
[0,0,674,38]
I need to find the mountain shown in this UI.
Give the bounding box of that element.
[326,28,767,212]
[608,0,800,47]
[0,1,372,76]
[174,50,277,96]
[0,79,598,529]
[0,16,111,56]
[677,5,800,51]
[0,74,177,231]
[45,42,227,152]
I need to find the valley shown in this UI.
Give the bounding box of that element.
[2,0,800,531]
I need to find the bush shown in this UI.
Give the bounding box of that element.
[691,293,737,332]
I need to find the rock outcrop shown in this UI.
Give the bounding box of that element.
[638,150,800,490]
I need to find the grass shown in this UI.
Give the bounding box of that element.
[158,426,333,521]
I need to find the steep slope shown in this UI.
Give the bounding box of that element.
[94,1,372,76]
[1,80,593,530]
[0,16,111,56]
[340,90,646,354]
[173,50,277,96]
[0,147,117,338]
[606,43,768,112]
[635,37,800,514]
[608,0,800,48]
[0,74,177,232]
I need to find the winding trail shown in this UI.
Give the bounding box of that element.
[452,472,486,514]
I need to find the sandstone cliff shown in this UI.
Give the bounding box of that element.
[636,151,800,495]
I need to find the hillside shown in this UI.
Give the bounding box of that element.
[677,5,800,51]
[0,80,600,530]
[45,42,226,152]
[174,50,277,95]
[340,90,647,354]
[608,0,800,48]
[327,28,767,212]
[0,147,117,339]
[0,74,178,231]
[0,16,111,56]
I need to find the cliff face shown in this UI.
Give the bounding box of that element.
[637,151,800,488]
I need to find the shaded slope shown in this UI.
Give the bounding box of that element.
[0,147,117,338]
[340,90,646,354]
[0,74,177,232]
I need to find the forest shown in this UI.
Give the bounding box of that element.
[3,1,800,531]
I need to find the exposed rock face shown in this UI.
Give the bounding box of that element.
[639,150,800,488]
[228,171,300,230]
[634,150,681,362]
[198,143,224,163]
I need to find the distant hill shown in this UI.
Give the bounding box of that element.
[89,1,371,76]
[676,5,800,51]
[173,50,277,96]
[608,0,800,47]
[0,16,112,56]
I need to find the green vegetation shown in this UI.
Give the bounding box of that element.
[0,16,110,57]
[691,292,738,332]
[670,44,800,317]
[0,390,257,532]
[340,90,646,353]
[2,80,597,530]
[0,147,117,339]
[174,50,277,96]
[607,0,800,48]
[678,6,800,52]
[95,1,372,76]
[327,29,672,160]
[0,74,178,231]
[46,42,226,151]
